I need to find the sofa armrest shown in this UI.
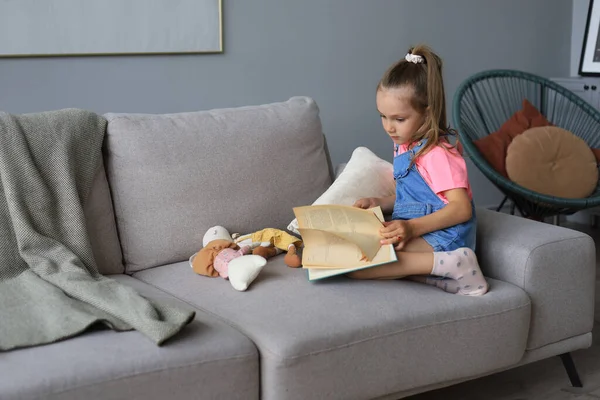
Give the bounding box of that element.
[476,208,596,350]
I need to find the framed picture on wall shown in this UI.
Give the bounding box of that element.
[0,0,222,57]
[580,0,600,75]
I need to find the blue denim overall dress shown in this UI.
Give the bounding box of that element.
[391,140,477,252]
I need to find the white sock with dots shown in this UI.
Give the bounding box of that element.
[431,248,489,296]
[408,275,461,294]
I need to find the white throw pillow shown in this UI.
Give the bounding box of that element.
[287,146,396,234]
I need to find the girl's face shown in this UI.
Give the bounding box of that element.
[376,86,425,145]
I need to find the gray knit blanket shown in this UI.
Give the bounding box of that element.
[0,109,194,351]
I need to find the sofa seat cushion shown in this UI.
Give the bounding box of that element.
[133,259,531,400]
[1,275,258,400]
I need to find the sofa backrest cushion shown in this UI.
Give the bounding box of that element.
[85,157,125,275]
[103,97,332,273]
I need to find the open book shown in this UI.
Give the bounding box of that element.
[292,204,397,280]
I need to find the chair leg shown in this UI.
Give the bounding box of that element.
[553,215,560,226]
[560,353,583,388]
[496,196,508,212]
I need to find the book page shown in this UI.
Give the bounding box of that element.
[369,206,385,223]
[299,228,365,267]
[301,230,397,269]
[306,244,397,280]
[293,204,383,261]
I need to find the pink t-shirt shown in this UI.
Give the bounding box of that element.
[395,142,473,204]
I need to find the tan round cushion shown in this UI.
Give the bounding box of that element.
[505,126,598,198]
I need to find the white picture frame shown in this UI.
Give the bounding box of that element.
[580,0,600,75]
[0,0,222,57]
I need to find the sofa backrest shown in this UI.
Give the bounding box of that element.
[103,97,332,273]
[85,157,125,275]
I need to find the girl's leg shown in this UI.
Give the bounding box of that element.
[348,238,488,296]
[347,238,433,280]
[399,238,463,293]
[401,237,434,252]
[429,248,488,295]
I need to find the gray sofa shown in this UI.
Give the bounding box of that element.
[2,97,596,400]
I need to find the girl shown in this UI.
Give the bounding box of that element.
[351,45,488,296]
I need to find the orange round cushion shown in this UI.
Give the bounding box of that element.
[505,126,598,198]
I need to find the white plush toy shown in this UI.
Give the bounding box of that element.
[189,226,270,291]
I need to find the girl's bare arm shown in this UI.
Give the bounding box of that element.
[407,188,472,237]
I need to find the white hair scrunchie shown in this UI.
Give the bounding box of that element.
[405,53,425,64]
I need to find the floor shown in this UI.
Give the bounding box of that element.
[407,220,600,400]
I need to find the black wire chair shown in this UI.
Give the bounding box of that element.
[453,69,600,221]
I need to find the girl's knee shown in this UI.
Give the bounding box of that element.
[347,270,371,279]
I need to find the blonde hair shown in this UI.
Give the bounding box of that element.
[377,44,456,161]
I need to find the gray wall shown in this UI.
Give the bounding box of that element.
[0,0,572,207]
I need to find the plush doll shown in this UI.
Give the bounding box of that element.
[190,226,304,291]
[190,226,271,291]
[232,228,303,268]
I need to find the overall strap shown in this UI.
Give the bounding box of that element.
[407,138,428,160]
[393,138,428,178]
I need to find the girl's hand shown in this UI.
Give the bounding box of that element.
[379,220,414,250]
[353,197,380,209]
